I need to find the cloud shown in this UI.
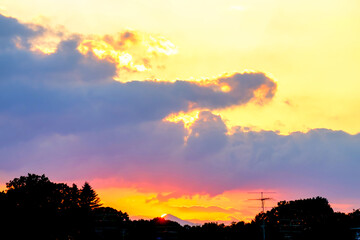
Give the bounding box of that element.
[103,31,139,51]
[147,36,178,56]
[0,13,277,147]
[77,30,178,80]
[1,14,360,210]
[0,13,275,175]
[146,192,184,203]
[174,206,241,214]
[0,14,43,50]
[185,111,228,158]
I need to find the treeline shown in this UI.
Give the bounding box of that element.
[0,174,128,239]
[1,174,360,240]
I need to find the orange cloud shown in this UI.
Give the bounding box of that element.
[103,31,139,51]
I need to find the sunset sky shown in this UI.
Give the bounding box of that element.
[1,0,360,223]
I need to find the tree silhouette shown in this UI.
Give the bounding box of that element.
[252,196,353,240]
[80,182,102,210]
[0,174,106,239]
[1,173,359,240]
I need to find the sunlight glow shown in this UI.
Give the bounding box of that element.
[229,5,246,11]
[252,84,276,104]
[163,110,200,130]
[220,84,231,92]
[163,110,201,143]
[96,186,279,224]
[33,47,57,54]
[75,32,178,82]
[147,36,178,56]
[77,39,147,78]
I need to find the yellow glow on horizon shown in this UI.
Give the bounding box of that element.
[96,184,359,223]
[95,185,281,223]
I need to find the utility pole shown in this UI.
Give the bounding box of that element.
[249,192,275,240]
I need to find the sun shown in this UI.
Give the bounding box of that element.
[161,213,167,218]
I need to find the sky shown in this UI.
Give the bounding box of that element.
[0,0,360,223]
